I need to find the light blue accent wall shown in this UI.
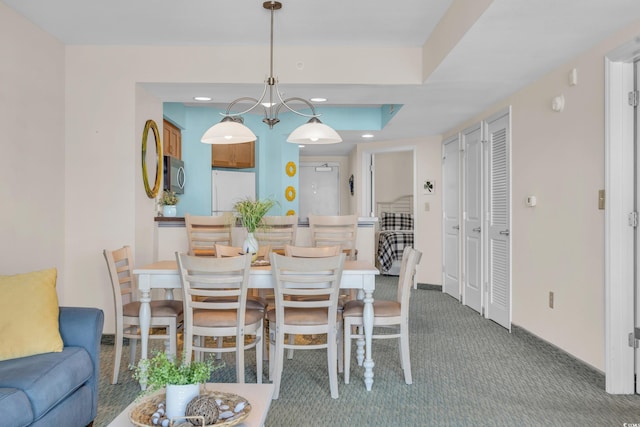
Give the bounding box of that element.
[162,102,402,217]
[163,103,187,128]
[163,104,236,216]
[253,123,299,216]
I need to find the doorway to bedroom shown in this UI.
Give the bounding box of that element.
[365,148,415,275]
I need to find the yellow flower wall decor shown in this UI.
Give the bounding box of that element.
[285,186,296,202]
[286,209,296,216]
[285,161,297,177]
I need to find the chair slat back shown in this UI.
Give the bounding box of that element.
[308,215,358,260]
[255,215,298,253]
[176,252,252,318]
[185,213,233,257]
[284,244,340,258]
[270,252,345,313]
[215,243,271,261]
[214,244,244,258]
[103,246,136,318]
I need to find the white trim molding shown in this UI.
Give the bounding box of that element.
[604,55,635,393]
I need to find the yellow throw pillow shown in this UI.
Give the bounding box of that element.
[0,268,63,361]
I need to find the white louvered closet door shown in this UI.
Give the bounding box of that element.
[485,110,512,330]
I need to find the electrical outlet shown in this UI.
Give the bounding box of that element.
[549,291,554,309]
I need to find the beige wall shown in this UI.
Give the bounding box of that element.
[443,16,640,371]
[0,3,66,291]
[374,151,413,206]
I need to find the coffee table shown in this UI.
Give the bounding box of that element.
[107,383,275,427]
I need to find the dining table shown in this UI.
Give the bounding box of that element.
[133,258,380,392]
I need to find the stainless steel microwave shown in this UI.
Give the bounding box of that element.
[163,156,185,194]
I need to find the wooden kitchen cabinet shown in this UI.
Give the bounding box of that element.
[211,141,255,168]
[163,119,182,159]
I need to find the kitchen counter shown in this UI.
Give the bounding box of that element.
[154,216,378,226]
[153,216,378,263]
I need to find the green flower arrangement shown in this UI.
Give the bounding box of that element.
[234,197,276,233]
[160,190,179,206]
[131,351,219,394]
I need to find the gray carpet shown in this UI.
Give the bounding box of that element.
[95,276,640,426]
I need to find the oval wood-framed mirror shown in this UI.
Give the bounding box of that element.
[142,119,163,198]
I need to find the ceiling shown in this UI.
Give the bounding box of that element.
[5,0,640,155]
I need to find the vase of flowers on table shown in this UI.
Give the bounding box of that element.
[233,197,276,259]
[132,351,218,422]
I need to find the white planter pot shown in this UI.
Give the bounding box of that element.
[165,383,199,420]
[163,205,177,217]
[243,232,259,262]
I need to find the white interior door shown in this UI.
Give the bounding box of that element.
[463,124,483,313]
[443,135,461,299]
[485,109,512,330]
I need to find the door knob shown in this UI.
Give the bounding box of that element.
[453,225,460,230]
[472,227,481,232]
[499,229,510,236]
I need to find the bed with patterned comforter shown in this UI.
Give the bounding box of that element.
[376,212,414,274]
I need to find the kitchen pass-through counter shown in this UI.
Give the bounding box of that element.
[153,216,378,264]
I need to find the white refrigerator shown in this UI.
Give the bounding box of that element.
[211,170,256,215]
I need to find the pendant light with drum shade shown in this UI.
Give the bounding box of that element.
[200,1,341,145]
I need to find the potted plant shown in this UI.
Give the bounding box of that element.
[233,197,276,256]
[132,351,217,420]
[160,190,179,217]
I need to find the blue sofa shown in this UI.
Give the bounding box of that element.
[0,307,104,427]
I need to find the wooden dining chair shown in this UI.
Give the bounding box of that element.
[268,252,346,399]
[213,243,271,361]
[185,213,233,257]
[213,244,268,309]
[103,245,183,384]
[281,244,344,369]
[343,246,422,385]
[284,244,340,258]
[308,214,359,303]
[214,243,271,262]
[176,252,263,384]
[308,214,358,260]
[254,215,298,254]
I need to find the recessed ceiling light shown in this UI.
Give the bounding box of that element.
[193,96,212,101]
[362,134,374,138]
[310,98,327,103]
[298,145,305,148]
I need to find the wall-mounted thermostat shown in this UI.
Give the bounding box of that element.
[526,195,537,207]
